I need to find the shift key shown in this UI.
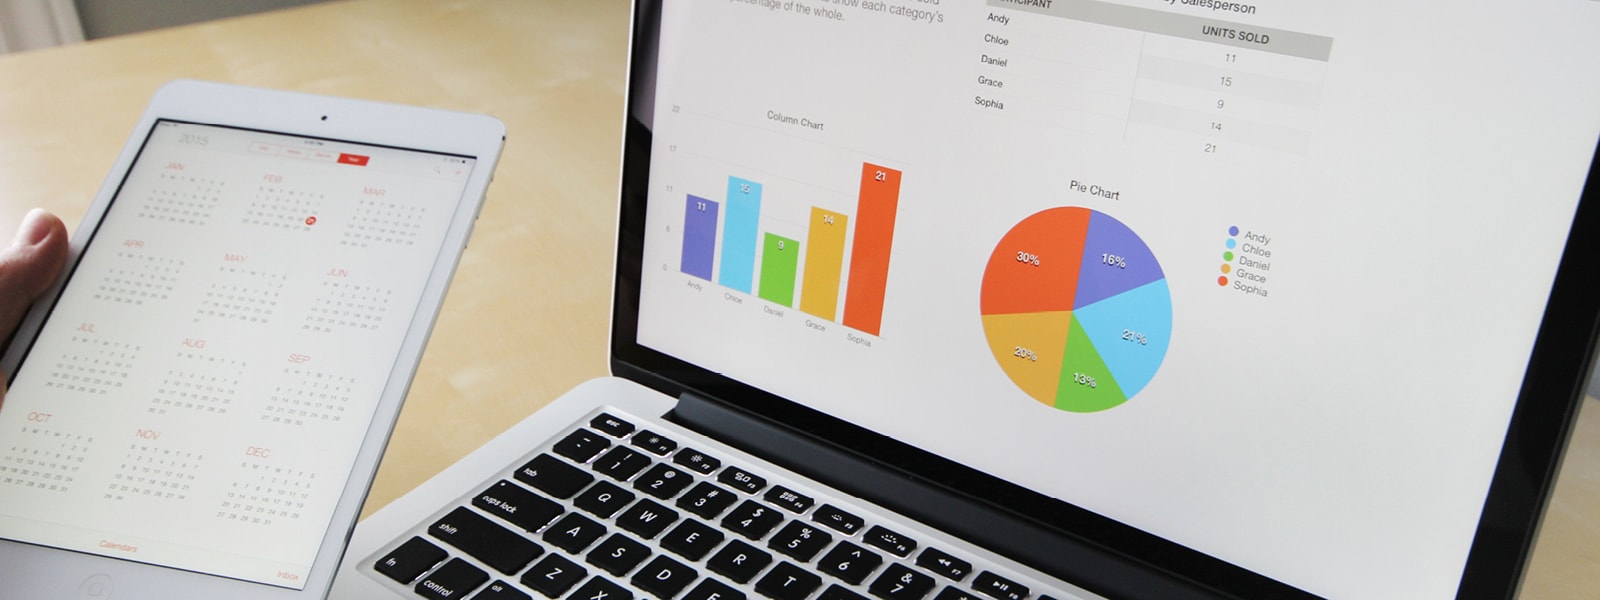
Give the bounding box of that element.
[429,506,545,575]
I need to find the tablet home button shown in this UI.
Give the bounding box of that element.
[76,574,113,599]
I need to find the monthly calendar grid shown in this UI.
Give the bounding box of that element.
[149,351,246,416]
[195,266,286,324]
[262,367,355,427]
[245,182,325,232]
[93,251,184,306]
[138,173,222,226]
[42,336,140,397]
[216,461,314,527]
[304,279,392,334]
[341,197,426,248]
[106,443,204,502]
[0,428,94,494]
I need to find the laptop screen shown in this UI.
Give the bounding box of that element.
[623,1,1600,597]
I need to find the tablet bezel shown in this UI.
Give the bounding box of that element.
[0,80,505,598]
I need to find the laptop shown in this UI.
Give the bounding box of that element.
[334,1,1600,598]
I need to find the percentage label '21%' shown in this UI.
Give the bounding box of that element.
[1101,253,1127,268]
[1122,329,1149,345]
[1016,251,1041,266]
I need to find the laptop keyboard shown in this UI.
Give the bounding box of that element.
[361,408,1080,600]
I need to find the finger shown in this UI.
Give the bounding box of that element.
[0,209,70,343]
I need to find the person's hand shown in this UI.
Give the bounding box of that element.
[0,209,70,405]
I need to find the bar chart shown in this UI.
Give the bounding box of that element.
[679,163,902,337]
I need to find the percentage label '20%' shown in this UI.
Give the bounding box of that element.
[1016,251,1041,266]
[1013,346,1039,362]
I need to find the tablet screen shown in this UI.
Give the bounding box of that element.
[0,120,476,588]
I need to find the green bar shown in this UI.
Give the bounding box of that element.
[758,233,800,307]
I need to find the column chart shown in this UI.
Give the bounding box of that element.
[678,163,902,337]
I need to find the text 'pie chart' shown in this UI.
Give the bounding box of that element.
[981,207,1171,412]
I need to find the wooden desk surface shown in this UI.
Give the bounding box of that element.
[0,1,1594,596]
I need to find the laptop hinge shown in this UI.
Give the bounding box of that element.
[665,390,1219,600]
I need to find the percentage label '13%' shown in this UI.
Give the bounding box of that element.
[1073,373,1098,388]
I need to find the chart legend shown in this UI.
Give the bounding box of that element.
[1219,225,1238,286]
[981,207,1171,412]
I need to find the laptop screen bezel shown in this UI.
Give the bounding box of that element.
[608,1,1600,597]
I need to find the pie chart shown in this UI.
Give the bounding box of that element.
[980,207,1171,412]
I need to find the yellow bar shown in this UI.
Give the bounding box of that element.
[800,207,849,320]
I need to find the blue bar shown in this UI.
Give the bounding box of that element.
[681,195,719,280]
[718,176,762,293]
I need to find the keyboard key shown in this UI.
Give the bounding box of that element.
[707,540,772,583]
[676,482,738,519]
[631,555,700,599]
[972,572,1029,600]
[684,578,747,600]
[373,536,446,584]
[617,499,680,539]
[934,588,980,600]
[570,576,634,600]
[593,446,653,481]
[631,430,679,456]
[471,580,532,600]
[415,558,489,600]
[553,429,612,463]
[586,533,652,576]
[821,585,871,600]
[869,564,936,600]
[721,500,785,540]
[817,541,883,585]
[863,525,917,557]
[515,454,595,499]
[762,486,813,514]
[633,463,694,499]
[574,481,636,518]
[812,505,864,535]
[521,554,587,598]
[767,521,832,562]
[660,519,724,561]
[474,480,564,532]
[543,512,608,554]
[916,548,972,582]
[717,466,766,494]
[591,413,636,438]
[429,507,544,575]
[672,448,721,475]
[755,562,822,600]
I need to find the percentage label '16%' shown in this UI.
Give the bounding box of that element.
[1016,251,1041,266]
[1101,253,1127,268]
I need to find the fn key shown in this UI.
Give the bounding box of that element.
[374,536,446,584]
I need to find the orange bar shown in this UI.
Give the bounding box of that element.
[842,163,901,336]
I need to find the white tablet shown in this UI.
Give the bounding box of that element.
[0,80,504,598]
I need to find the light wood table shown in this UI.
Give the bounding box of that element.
[0,1,1594,597]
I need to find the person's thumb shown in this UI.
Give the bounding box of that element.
[0,209,70,344]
